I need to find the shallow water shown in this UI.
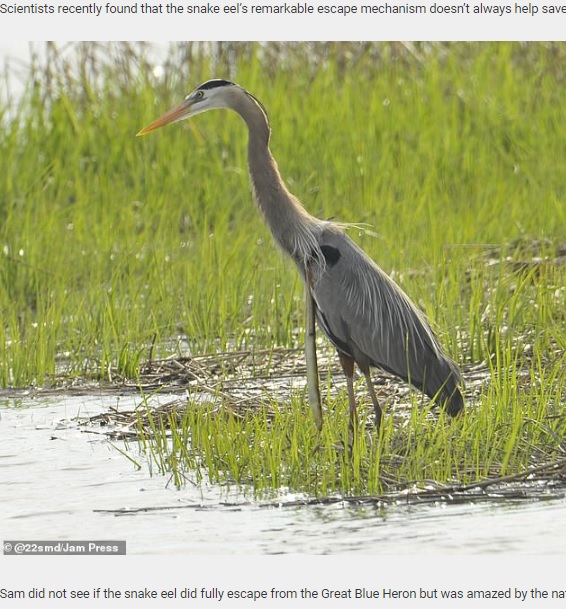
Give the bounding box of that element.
[1,394,565,555]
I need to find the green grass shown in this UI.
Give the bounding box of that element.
[1,42,565,495]
[133,361,566,496]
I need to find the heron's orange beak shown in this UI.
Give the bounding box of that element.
[137,100,194,136]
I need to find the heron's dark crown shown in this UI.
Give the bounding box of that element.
[198,79,236,91]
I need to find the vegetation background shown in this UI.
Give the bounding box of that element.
[1,42,564,494]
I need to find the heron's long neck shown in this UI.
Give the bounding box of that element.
[233,94,321,268]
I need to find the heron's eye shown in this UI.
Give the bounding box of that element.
[196,90,204,99]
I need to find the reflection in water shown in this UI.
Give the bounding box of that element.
[1,395,565,554]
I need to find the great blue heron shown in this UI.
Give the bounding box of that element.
[138,79,464,431]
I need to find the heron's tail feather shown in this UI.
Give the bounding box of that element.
[422,357,464,417]
[440,382,464,417]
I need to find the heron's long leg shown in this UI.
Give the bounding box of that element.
[305,272,322,431]
[338,351,358,430]
[360,365,383,429]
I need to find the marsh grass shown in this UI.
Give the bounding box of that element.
[2,42,566,496]
[128,356,566,497]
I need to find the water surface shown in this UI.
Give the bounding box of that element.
[1,394,564,554]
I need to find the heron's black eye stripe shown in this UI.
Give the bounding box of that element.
[320,245,341,267]
[199,79,235,90]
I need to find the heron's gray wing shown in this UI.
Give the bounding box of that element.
[311,227,460,401]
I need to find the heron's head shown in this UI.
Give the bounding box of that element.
[137,79,241,136]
